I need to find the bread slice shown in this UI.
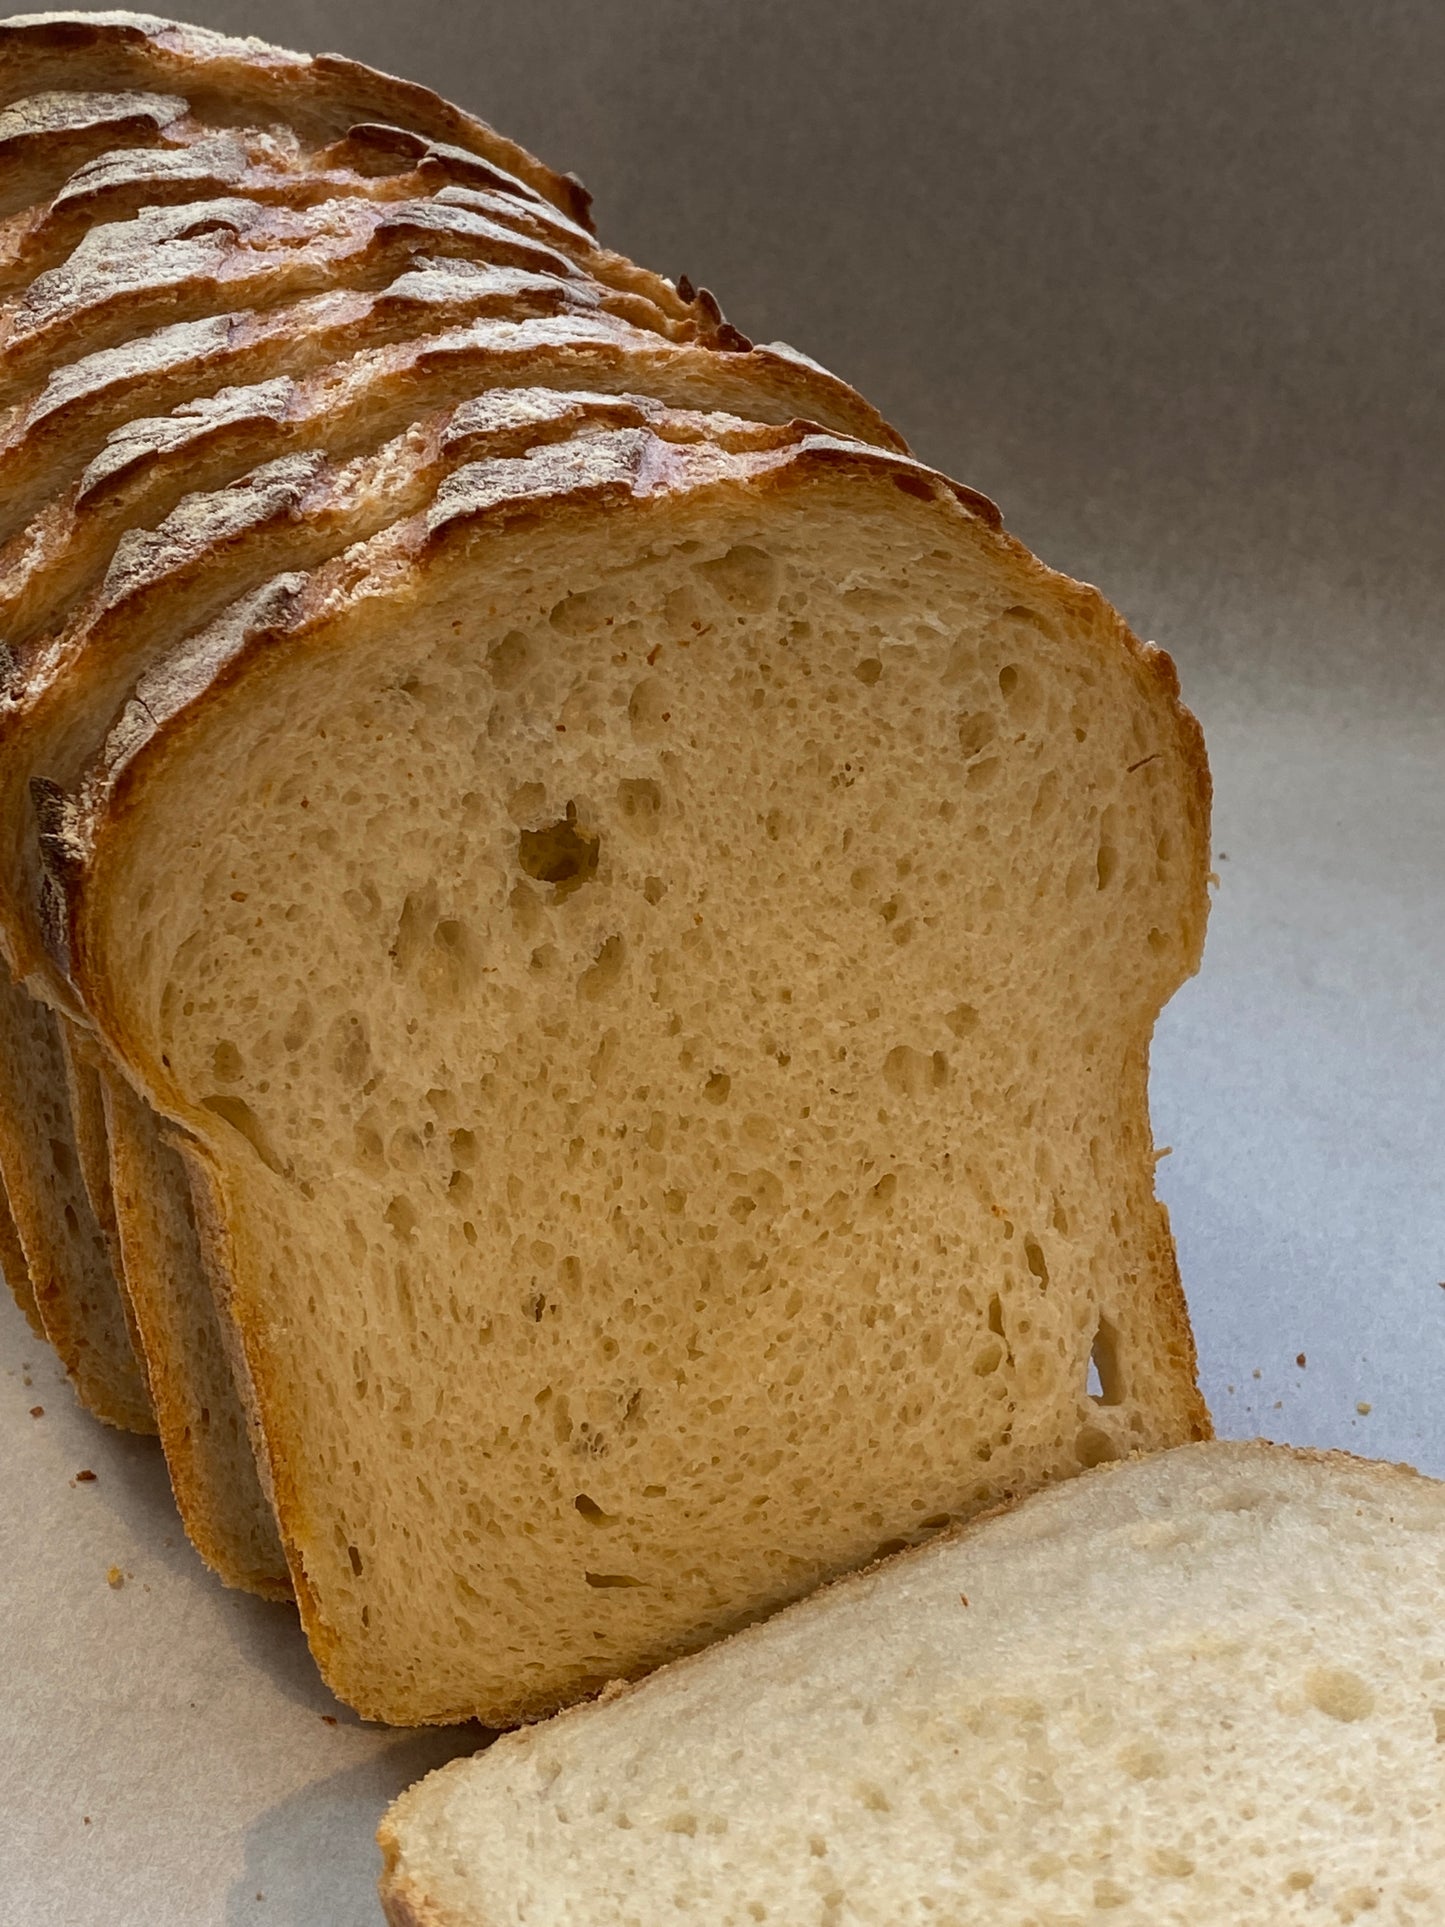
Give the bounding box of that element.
[102,1063,289,1594]
[378,1441,1445,1925]
[0,1143,44,1336]
[0,11,592,228]
[0,963,151,1426]
[50,411,1209,1722]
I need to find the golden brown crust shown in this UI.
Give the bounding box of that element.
[0,191,599,405]
[0,265,607,544]
[0,120,580,296]
[0,84,189,218]
[0,11,594,229]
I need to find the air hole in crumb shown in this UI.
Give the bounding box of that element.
[628,678,671,741]
[579,935,626,1001]
[518,803,599,896]
[854,657,883,685]
[486,628,534,689]
[212,1040,244,1081]
[1089,1317,1126,1405]
[697,543,777,611]
[347,1544,363,1575]
[704,1072,731,1103]
[584,1571,644,1588]
[883,1044,940,1097]
[384,1196,418,1242]
[1305,1668,1375,1722]
[1075,1424,1122,1468]
[617,776,662,823]
[1024,1235,1049,1287]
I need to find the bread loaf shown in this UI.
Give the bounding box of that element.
[5,18,1211,1721]
[51,406,1209,1721]
[378,1442,1445,1925]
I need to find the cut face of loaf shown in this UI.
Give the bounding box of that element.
[378,1443,1445,1926]
[57,419,1210,1722]
[0,10,593,227]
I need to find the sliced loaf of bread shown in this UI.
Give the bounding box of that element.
[379,1442,1445,1925]
[51,409,1209,1721]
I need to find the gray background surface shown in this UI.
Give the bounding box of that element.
[4,2,1443,1920]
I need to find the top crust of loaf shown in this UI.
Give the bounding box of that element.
[0,11,594,228]
[0,119,583,294]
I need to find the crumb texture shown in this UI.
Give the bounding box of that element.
[379,1443,1445,1926]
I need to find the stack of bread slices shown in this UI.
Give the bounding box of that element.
[0,9,1217,1731]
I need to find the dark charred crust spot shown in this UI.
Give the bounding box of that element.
[676,273,696,303]
[561,171,594,233]
[892,471,937,503]
[714,322,754,354]
[695,285,724,326]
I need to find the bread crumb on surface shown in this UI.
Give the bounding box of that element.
[28,1404,43,1416]
[106,1566,124,1589]
[1356,1402,1372,1416]
[73,1469,96,1483]
[1296,1354,1307,1368]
